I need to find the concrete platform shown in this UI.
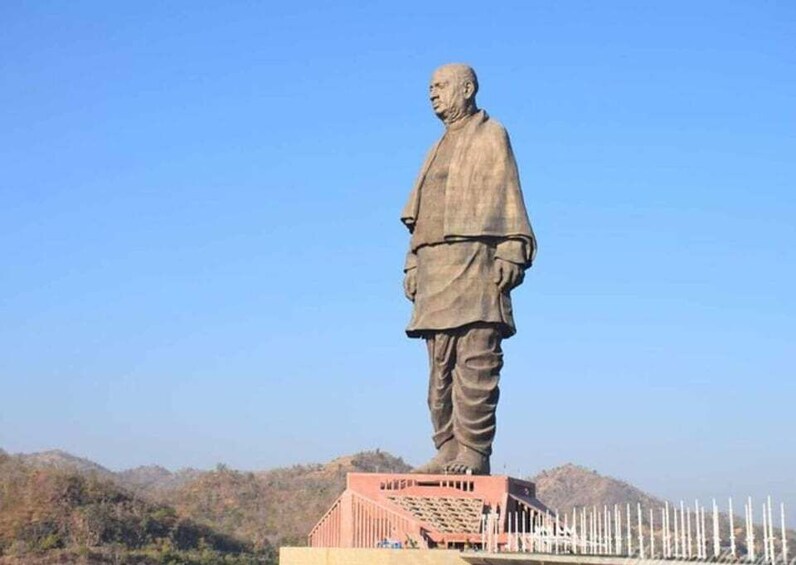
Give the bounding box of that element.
[281,547,469,565]
[309,472,548,550]
[281,548,648,565]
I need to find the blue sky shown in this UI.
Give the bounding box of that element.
[1,1,794,519]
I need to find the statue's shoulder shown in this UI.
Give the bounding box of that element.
[475,111,510,145]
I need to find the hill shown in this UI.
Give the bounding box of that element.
[116,465,203,495]
[15,449,116,481]
[6,448,793,561]
[532,463,664,513]
[163,450,412,547]
[0,451,274,564]
[530,463,796,552]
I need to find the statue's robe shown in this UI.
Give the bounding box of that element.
[401,110,536,338]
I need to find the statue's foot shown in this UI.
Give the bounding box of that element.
[413,440,458,474]
[444,446,490,476]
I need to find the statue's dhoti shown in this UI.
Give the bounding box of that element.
[425,323,502,457]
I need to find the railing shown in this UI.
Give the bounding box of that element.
[351,492,421,548]
[309,492,422,548]
[308,497,343,547]
[492,496,791,564]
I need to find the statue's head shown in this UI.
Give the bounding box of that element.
[429,63,479,125]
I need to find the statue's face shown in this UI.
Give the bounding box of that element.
[429,68,470,124]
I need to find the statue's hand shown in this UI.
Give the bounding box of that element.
[493,258,524,292]
[404,269,417,301]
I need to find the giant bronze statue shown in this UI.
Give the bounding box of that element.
[402,64,536,476]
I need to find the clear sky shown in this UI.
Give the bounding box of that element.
[1,1,794,520]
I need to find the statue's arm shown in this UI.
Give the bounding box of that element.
[495,239,527,266]
[494,239,527,291]
[403,249,417,301]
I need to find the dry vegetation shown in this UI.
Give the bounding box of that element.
[532,463,664,513]
[5,447,793,563]
[0,450,274,564]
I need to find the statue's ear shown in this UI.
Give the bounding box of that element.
[463,80,476,101]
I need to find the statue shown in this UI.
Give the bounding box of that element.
[401,64,536,475]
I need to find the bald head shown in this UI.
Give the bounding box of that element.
[429,63,479,126]
[434,64,479,95]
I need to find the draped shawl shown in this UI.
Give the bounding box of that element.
[401,110,536,267]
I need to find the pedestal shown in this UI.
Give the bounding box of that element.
[308,472,550,551]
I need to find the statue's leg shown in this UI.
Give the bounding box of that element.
[413,331,458,474]
[444,324,503,475]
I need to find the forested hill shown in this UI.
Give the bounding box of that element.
[0,449,274,564]
[5,447,794,564]
[0,449,409,563]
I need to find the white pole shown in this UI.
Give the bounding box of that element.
[608,506,617,555]
[616,504,622,555]
[687,506,692,558]
[696,500,702,559]
[767,496,775,563]
[541,510,550,552]
[694,500,702,559]
[747,499,752,560]
[693,501,700,559]
[661,507,666,558]
[764,503,770,563]
[607,505,613,554]
[555,509,560,554]
[582,508,585,554]
[627,503,633,556]
[570,508,576,554]
[696,503,702,558]
[749,497,756,562]
[532,511,537,553]
[665,502,670,558]
[729,497,736,558]
[781,502,788,564]
[650,508,655,558]
[638,502,645,559]
[701,504,707,559]
[597,507,602,555]
[585,507,589,554]
[674,505,680,557]
[681,501,687,558]
[581,507,586,554]
[746,499,751,559]
[713,499,720,558]
[543,510,548,553]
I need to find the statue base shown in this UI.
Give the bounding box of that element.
[308,472,549,551]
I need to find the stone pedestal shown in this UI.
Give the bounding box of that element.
[308,472,549,551]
